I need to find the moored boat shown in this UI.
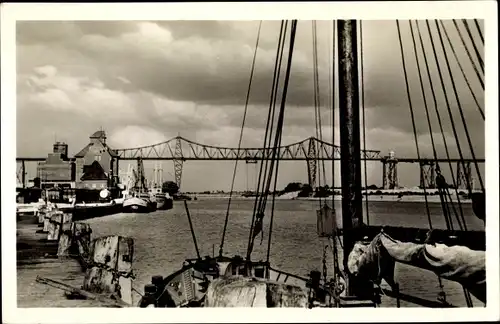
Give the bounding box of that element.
[155,192,173,210]
[123,193,156,213]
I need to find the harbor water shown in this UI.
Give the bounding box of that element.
[84,198,484,308]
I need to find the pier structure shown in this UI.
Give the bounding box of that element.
[382,151,398,189]
[17,136,483,191]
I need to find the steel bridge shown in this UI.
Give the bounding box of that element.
[16,136,484,190]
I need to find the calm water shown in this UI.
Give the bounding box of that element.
[85,198,484,307]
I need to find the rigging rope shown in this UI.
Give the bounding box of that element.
[248,21,287,256]
[258,21,289,220]
[411,20,468,231]
[247,20,287,257]
[312,21,321,205]
[426,21,478,195]
[414,20,478,306]
[331,20,336,212]
[399,21,454,305]
[266,123,283,262]
[396,20,433,230]
[434,20,484,193]
[312,20,328,206]
[452,20,484,90]
[247,20,298,261]
[218,21,262,257]
[474,19,484,45]
[359,20,370,225]
[439,21,484,120]
[266,21,289,262]
[462,19,484,73]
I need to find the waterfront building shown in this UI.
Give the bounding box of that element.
[37,141,75,189]
[74,130,119,189]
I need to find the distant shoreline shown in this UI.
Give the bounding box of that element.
[186,191,472,203]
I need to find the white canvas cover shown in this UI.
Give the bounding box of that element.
[347,232,485,303]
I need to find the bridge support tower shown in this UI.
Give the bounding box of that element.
[382,151,398,189]
[456,161,472,190]
[306,138,317,189]
[173,136,184,191]
[419,161,436,189]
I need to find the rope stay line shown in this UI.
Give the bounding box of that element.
[247,20,298,261]
[218,20,262,257]
[329,20,343,296]
[410,20,454,230]
[330,20,336,208]
[246,20,287,259]
[434,20,484,193]
[452,20,484,90]
[257,23,289,218]
[416,20,470,231]
[266,21,289,263]
[411,20,468,232]
[426,20,479,195]
[462,19,484,73]
[400,20,482,307]
[246,20,287,261]
[312,20,328,207]
[474,19,484,45]
[439,21,484,120]
[399,20,452,306]
[396,20,434,230]
[359,20,370,225]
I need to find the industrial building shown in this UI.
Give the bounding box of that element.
[36,130,120,190]
[37,141,75,188]
[74,130,119,189]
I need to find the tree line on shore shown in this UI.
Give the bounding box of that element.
[178,182,471,198]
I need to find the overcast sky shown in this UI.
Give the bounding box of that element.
[16,20,485,191]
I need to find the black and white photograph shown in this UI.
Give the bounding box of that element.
[2,1,498,323]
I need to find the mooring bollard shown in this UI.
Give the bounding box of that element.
[37,205,47,225]
[56,214,75,258]
[47,211,68,241]
[72,222,92,264]
[82,235,134,305]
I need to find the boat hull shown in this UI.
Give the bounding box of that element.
[123,197,156,213]
[155,195,173,210]
[70,202,123,221]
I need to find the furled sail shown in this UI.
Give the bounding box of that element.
[347,232,486,303]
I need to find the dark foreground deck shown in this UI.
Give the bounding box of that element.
[16,214,105,307]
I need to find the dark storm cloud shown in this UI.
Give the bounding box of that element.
[16,19,485,165]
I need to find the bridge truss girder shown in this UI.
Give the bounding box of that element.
[114,136,381,161]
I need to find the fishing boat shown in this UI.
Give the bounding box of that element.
[147,163,173,210]
[137,19,485,308]
[123,158,157,213]
[123,193,156,213]
[152,191,173,210]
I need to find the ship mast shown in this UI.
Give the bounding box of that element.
[337,20,363,296]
